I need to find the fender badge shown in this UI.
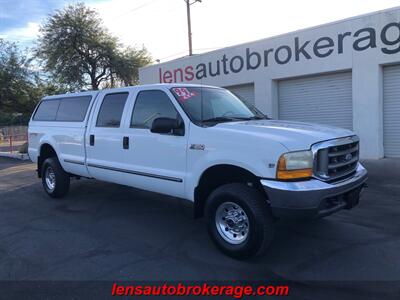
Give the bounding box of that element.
[190,144,205,151]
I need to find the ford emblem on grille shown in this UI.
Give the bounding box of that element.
[345,153,353,161]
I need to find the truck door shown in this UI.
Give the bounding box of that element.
[120,89,188,198]
[86,90,132,183]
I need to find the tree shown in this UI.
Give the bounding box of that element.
[36,3,152,90]
[0,39,32,113]
[0,39,69,125]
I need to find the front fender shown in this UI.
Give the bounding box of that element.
[184,147,287,201]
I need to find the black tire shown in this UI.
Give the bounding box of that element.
[41,157,70,198]
[205,183,274,259]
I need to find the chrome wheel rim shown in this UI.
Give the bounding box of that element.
[45,166,56,191]
[215,201,249,244]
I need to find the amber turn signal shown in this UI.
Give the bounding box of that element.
[277,168,313,180]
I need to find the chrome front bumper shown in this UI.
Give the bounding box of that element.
[260,163,368,218]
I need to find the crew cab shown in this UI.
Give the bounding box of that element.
[28,84,368,258]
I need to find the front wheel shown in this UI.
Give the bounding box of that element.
[41,157,70,198]
[205,183,274,259]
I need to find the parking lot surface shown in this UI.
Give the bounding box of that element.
[0,157,399,298]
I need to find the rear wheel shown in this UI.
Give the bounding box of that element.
[41,157,70,198]
[205,183,274,259]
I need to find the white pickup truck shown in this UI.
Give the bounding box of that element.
[29,84,368,258]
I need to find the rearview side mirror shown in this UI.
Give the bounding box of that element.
[151,117,184,136]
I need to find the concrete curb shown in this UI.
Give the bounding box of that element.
[0,152,30,160]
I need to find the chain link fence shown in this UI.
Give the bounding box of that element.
[0,126,28,154]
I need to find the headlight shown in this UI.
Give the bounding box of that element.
[277,150,313,180]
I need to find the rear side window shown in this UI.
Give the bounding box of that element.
[33,96,92,122]
[131,90,178,128]
[33,99,61,121]
[96,93,128,127]
[56,96,92,121]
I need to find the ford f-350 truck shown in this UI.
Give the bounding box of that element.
[28,84,368,258]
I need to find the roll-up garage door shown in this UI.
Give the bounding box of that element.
[278,72,353,130]
[225,83,255,106]
[383,65,400,157]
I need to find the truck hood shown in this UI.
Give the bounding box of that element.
[215,119,355,151]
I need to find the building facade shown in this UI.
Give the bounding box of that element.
[139,7,400,159]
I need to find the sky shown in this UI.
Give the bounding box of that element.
[1,0,400,62]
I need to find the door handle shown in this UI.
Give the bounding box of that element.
[123,136,129,149]
[89,134,95,146]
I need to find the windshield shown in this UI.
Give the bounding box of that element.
[170,87,265,124]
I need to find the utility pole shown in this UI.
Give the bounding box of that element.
[185,0,201,56]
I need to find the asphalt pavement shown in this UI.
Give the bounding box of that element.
[0,157,399,299]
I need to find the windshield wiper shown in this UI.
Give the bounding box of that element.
[249,115,269,120]
[202,115,269,123]
[201,116,238,123]
[228,115,267,121]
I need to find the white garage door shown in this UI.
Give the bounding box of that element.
[383,65,400,157]
[278,72,353,130]
[225,83,255,106]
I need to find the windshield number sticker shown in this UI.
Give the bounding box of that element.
[173,88,196,101]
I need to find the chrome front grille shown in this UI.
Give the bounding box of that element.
[312,136,359,181]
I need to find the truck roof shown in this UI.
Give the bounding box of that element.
[42,83,220,100]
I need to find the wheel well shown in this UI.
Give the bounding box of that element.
[193,164,266,218]
[37,144,57,178]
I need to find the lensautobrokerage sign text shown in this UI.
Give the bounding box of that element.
[159,22,400,83]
